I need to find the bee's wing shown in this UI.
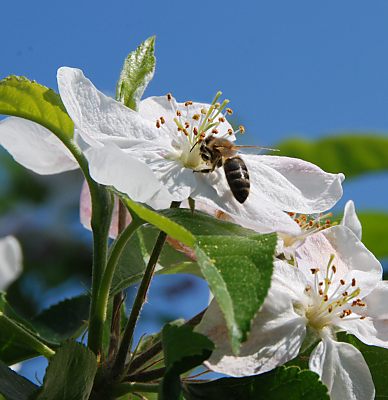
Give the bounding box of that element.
[231,145,279,154]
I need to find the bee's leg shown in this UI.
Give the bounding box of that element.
[193,168,212,174]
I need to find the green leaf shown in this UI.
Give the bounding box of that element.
[116,36,156,110]
[117,193,195,247]
[31,295,89,343]
[36,341,97,400]
[160,323,214,400]
[338,333,388,399]
[0,294,55,364]
[0,76,73,139]
[276,135,388,178]
[0,360,38,400]
[183,366,329,400]
[112,205,276,354]
[111,225,200,296]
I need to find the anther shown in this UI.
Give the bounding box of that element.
[340,279,345,285]
[360,316,366,320]
[342,291,349,297]
[160,116,165,124]
[212,128,219,134]
[323,294,328,301]
[218,117,225,122]
[319,289,324,296]
[239,125,246,134]
[201,108,207,115]
[185,101,193,107]
[214,102,220,109]
[310,268,319,275]
[156,119,161,128]
[351,278,356,287]
[227,128,233,135]
[176,110,182,117]
[185,122,190,129]
[192,114,200,121]
[332,265,336,273]
[193,127,198,136]
[226,108,233,115]
[167,93,172,101]
[328,305,333,313]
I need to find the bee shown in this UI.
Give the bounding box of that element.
[194,136,251,204]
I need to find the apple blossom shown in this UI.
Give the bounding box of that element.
[198,224,387,400]
[57,67,344,235]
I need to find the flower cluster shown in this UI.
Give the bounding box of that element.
[0,60,385,399]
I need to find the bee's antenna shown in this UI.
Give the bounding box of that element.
[190,141,200,152]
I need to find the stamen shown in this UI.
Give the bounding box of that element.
[167,93,172,101]
[192,114,200,121]
[156,119,161,128]
[239,125,245,134]
[160,116,165,124]
[212,128,219,134]
[226,108,233,115]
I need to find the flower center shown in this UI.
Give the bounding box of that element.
[155,92,245,170]
[303,254,366,332]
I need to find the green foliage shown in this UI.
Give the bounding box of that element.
[111,225,200,296]
[31,295,89,343]
[111,206,276,354]
[277,134,388,178]
[116,36,156,110]
[358,212,388,258]
[160,323,214,400]
[183,366,329,400]
[0,76,73,139]
[36,341,97,400]
[0,294,89,364]
[338,333,388,399]
[0,360,38,400]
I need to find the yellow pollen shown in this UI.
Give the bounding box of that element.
[214,102,220,109]
[160,116,165,124]
[226,108,233,115]
[176,110,182,117]
[192,114,200,121]
[239,125,245,134]
[201,108,207,114]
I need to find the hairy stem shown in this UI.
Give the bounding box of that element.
[112,201,181,378]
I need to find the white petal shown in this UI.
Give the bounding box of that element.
[341,200,362,240]
[57,67,164,146]
[192,171,301,235]
[0,236,22,291]
[79,181,132,239]
[364,281,388,319]
[296,226,382,297]
[309,337,374,400]
[0,117,78,175]
[85,143,167,203]
[197,286,306,377]
[247,155,344,213]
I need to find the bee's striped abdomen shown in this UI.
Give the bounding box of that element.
[223,156,250,203]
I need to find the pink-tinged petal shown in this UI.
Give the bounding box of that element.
[341,200,362,240]
[246,155,344,214]
[85,143,167,203]
[0,117,78,175]
[296,226,382,297]
[0,236,22,291]
[197,286,306,377]
[57,67,164,146]
[80,181,132,239]
[309,337,374,400]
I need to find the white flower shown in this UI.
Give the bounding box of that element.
[198,224,387,400]
[0,236,22,291]
[277,199,362,259]
[56,66,344,235]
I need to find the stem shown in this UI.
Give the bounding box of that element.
[108,202,130,361]
[112,383,159,397]
[126,367,165,383]
[112,201,181,378]
[93,214,144,357]
[127,309,206,374]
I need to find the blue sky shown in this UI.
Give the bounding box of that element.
[2,0,388,383]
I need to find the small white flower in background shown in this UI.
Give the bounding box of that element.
[198,224,387,400]
[0,235,22,291]
[56,66,344,235]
